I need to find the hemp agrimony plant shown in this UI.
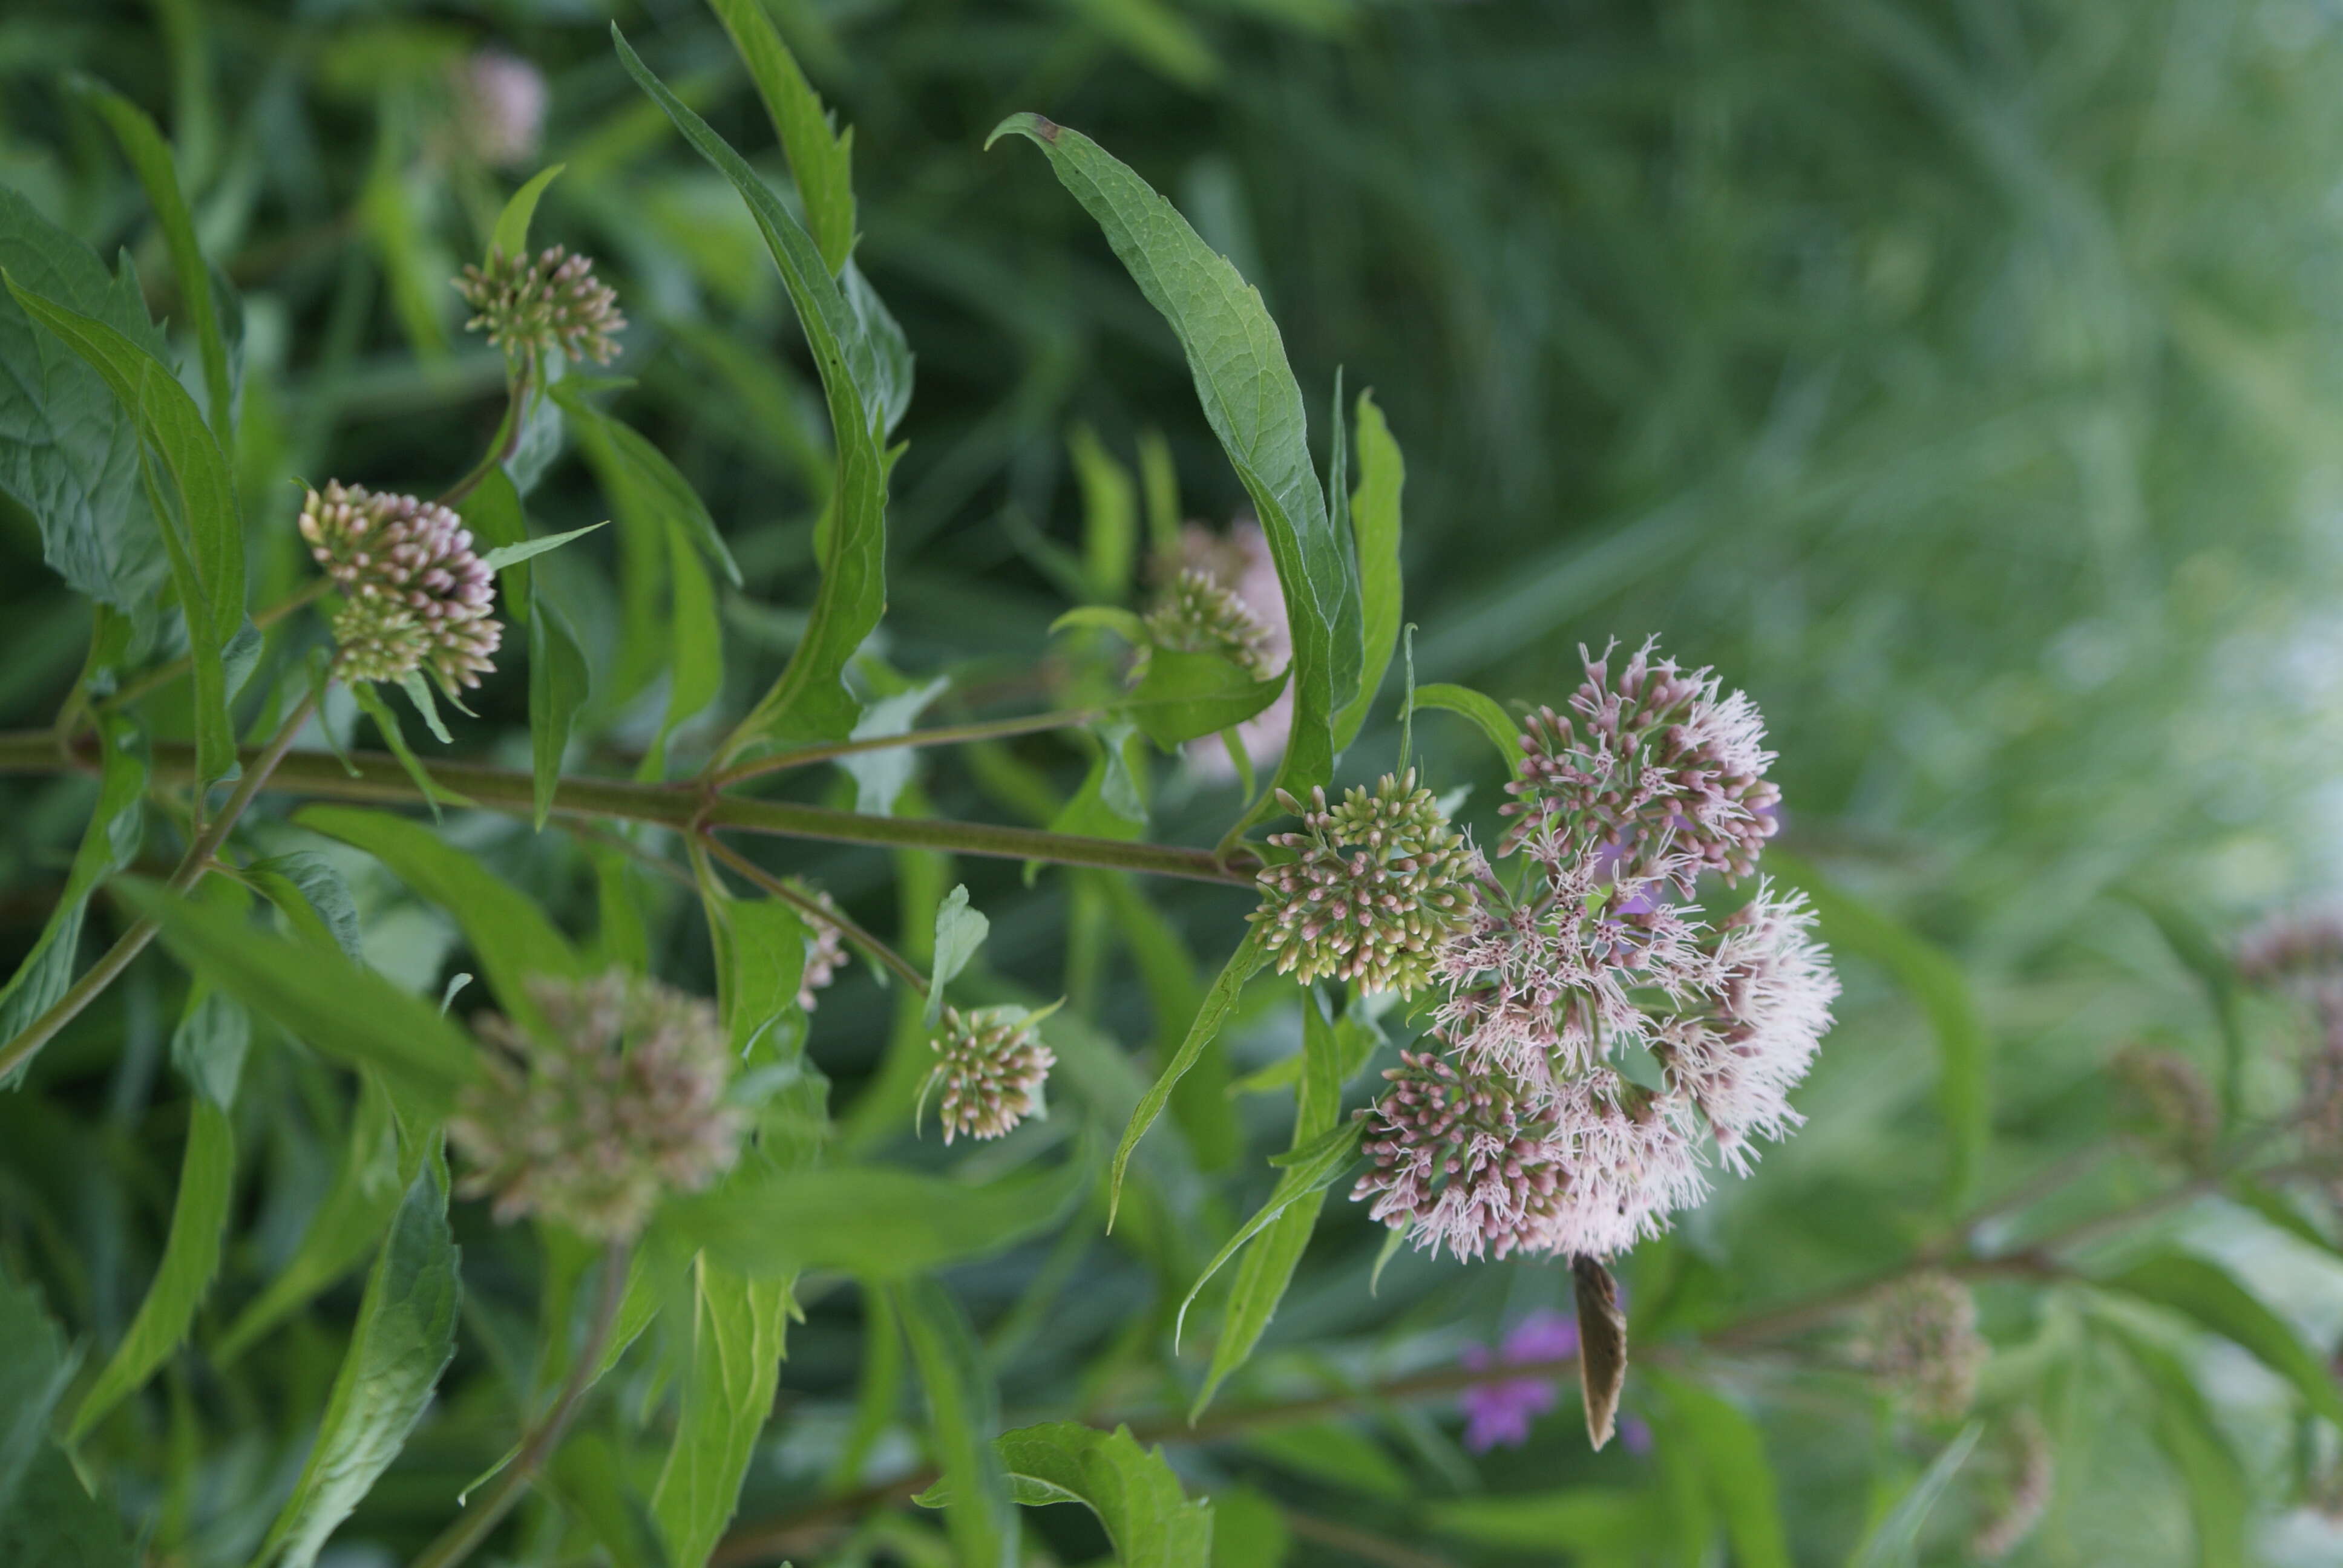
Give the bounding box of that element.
[1,8,2336,1567]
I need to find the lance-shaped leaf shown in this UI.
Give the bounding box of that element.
[651,1259,793,1568]
[297,805,588,1032]
[703,0,855,275]
[0,186,171,615]
[1651,1369,1792,1568]
[252,1155,460,1568]
[489,163,565,261]
[0,713,145,1073]
[1334,389,1403,750]
[2099,1250,2343,1428]
[1110,927,1268,1226]
[6,275,244,782]
[77,80,234,443]
[120,879,477,1120]
[897,1277,1016,1568]
[989,114,1362,803]
[529,589,591,829]
[1407,682,1521,779]
[2099,1316,2248,1568]
[613,28,893,759]
[1178,1121,1362,1364]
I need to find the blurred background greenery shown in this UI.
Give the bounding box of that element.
[6,0,2343,1563]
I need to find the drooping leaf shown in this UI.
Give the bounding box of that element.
[1407,682,1521,779]
[929,1423,1212,1567]
[1767,850,1989,1212]
[1110,927,1268,1225]
[660,1154,1088,1280]
[614,29,893,760]
[77,80,234,443]
[529,589,591,829]
[989,114,1362,806]
[0,713,145,1073]
[1179,1121,1362,1365]
[67,1099,235,1442]
[252,1154,460,1568]
[296,805,588,1032]
[896,1276,1016,1568]
[489,163,566,261]
[1573,1256,1629,1451]
[650,1259,793,1568]
[238,852,366,961]
[703,0,855,275]
[120,878,477,1120]
[1650,1368,1792,1568]
[0,186,171,615]
[2098,1250,2343,1428]
[555,385,741,587]
[6,276,243,782]
[1126,650,1288,749]
[1333,388,1403,751]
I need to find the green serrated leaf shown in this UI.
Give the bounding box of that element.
[296,805,588,1031]
[490,163,566,261]
[989,113,1361,808]
[651,1259,793,1568]
[67,1099,234,1443]
[239,852,366,961]
[984,1423,1212,1566]
[120,878,477,1121]
[78,79,234,444]
[251,1154,460,1568]
[0,186,171,615]
[703,0,855,276]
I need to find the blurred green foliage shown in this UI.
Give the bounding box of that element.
[4,1,2343,1565]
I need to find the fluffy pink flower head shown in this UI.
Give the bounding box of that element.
[2238,904,2343,989]
[450,50,546,169]
[300,482,501,690]
[1352,1050,1566,1261]
[1503,639,1780,888]
[1532,1074,1711,1258]
[450,972,744,1242]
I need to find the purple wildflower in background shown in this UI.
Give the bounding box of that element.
[1458,1310,1579,1451]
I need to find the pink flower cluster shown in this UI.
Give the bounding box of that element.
[300,482,502,690]
[1353,641,1838,1262]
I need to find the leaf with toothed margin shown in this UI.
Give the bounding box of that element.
[988,113,1361,820]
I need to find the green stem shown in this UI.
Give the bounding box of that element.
[436,358,533,508]
[698,834,928,992]
[0,733,1257,885]
[0,690,321,1084]
[713,710,1104,787]
[410,1241,631,1568]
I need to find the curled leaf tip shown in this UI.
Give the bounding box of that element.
[984,111,1060,151]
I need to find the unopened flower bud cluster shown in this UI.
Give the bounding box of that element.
[1145,568,1277,679]
[924,1005,1055,1143]
[450,972,745,1242]
[300,482,501,689]
[1851,1270,1988,1423]
[1348,639,1838,1263]
[456,245,626,365]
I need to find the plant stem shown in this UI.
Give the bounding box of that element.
[0,733,1259,885]
[93,580,332,717]
[0,691,320,1084]
[698,834,928,992]
[437,361,532,508]
[410,1242,631,1568]
[713,710,1104,787]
